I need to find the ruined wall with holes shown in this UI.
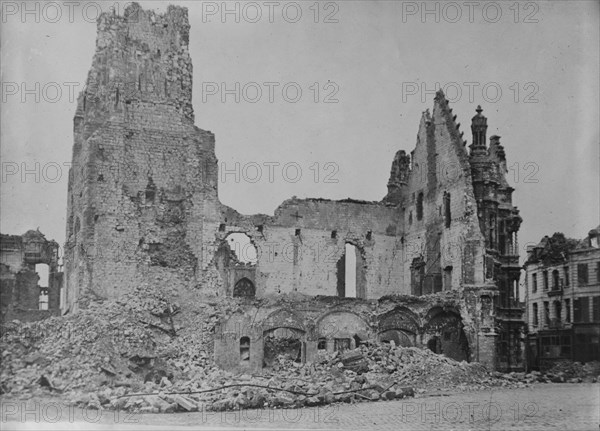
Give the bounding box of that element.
[203,198,404,299]
[64,4,522,370]
[214,294,473,373]
[0,230,62,323]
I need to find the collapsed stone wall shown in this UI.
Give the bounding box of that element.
[63,3,522,371]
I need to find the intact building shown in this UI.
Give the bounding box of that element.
[524,228,600,369]
[64,3,524,371]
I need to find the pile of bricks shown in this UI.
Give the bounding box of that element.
[0,290,576,414]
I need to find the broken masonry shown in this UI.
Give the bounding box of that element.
[62,2,524,372]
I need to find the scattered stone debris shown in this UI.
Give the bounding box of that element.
[541,360,600,383]
[6,293,596,413]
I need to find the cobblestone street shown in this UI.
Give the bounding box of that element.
[2,383,598,430]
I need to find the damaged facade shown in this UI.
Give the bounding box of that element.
[525,228,600,369]
[64,3,524,371]
[0,230,62,323]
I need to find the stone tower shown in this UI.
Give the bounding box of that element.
[468,106,523,370]
[64,4,218,311]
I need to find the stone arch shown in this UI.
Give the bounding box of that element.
[378,306,420,347]
[262,308,306,367]
[233,277,255,298]
[316,309,371,352]
[422,306,469,362]
[263,308,305,333]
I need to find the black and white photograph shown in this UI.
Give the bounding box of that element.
[1,1,599,429]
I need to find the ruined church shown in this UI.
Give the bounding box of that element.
[63,4,524,372]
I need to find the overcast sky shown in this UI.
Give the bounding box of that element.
[1,0,599,263]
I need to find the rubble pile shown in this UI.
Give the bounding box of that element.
[543,360,600,383]
[1,294,596,414]
[0,303,154,394]
[358,343,501,390]
[0,283,224,395]
[99,343,527,413]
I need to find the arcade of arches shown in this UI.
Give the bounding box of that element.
[214,296,479,373]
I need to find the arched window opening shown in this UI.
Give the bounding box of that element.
[233,278,255,298]
[416,192,424,221]
[240,336,250,361]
